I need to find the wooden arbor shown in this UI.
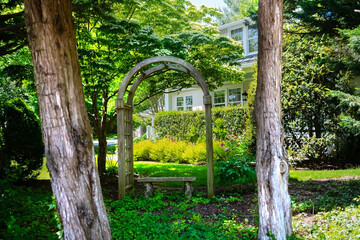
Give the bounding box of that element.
[116,56,214,199]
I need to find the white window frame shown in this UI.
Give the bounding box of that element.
[247,27,258,55]
[230,27,243,42]
[185,96,193,111]
[228,87,242,106]
[213,90,226,108]
[228,24,258,56]
[176,96,184,111]
[176,95,193,111]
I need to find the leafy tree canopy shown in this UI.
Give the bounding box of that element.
[216,0,258,25]
[0,0,26,56]
[284,0,360,35]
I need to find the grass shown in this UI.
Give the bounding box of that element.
[289,168,360,181]
[135,162,208,187]
[37,158,360,185]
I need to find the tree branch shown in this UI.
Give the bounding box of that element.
[106,113,117,129]
[0,11,24,21]
[0,42,26,56]
[0,24,25,32]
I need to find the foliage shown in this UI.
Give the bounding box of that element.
[94,144,117,155]
[291,180,360,239]
[293,205,360,239]
[0,98,44,180]
[0,0,27,56]
[284,0,360,36]
[73,0,244,172]
[282,23,357,163]
[291,180,360,214]
[217,0,258,25]
[215,133,256,185]
[0,180,58,239]
[108,192,257,240]
[2,174,360,239]
[243,75,257,155]
[287,133,336,164]
[154,106,246,142]
[133,114,152,131]
[133,138,226,164]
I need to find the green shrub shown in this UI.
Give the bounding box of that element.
[149,138,167,162]
[287,133,336,165]
[181,142,207,164]
[107,145,117,154]
[0,98,44,181]
[134,133,147,143]
[134,138,227,164]
[164,140,188,163]
[134,140,153,161]
[154,106,246,142]
[215,134,256,185]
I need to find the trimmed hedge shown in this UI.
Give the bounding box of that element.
[154,106,246,142]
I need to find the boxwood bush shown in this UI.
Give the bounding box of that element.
[154,106,246,142]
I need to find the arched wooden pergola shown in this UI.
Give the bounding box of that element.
[116,56,214,199]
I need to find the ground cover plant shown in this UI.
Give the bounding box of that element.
[2,173,360,239]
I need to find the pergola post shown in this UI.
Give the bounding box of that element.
[204,95,214,197]
[116,99,126,200]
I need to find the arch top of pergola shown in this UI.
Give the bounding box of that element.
[116,56,214,199]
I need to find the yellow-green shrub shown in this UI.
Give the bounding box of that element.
[181,142,207,164]
[134,140,153,161]
[134,139,232,164]
[164,140,188,163]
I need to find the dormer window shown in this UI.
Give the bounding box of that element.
[228,24,258,56]
[231,28,243,41]
[248,27,258,54]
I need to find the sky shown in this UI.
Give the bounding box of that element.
[189,0,227,9]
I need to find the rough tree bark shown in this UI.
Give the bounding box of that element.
[24,0,112,239]
[255,0,292,239]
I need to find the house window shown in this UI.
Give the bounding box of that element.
[248,27,258,53]
[177,96,193,111]
[185,96,193,110]
[176,97,184,111]
[231,28,243,41]
[228,88,242,106]
[214,90,225,107]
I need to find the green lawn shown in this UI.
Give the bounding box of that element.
[135,162,208,187]
[289,168,360,181]
[38,159,360,185]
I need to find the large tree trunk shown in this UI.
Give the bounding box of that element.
[255,0,292,239]
[24,0,112,239]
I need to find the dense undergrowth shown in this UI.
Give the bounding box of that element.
[1,176,360,239]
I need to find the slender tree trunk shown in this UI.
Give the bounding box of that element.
[255,0,292,239]
[97,131,107,174]
[24,1,112,239]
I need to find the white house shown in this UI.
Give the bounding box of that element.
[164,18,258,111]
